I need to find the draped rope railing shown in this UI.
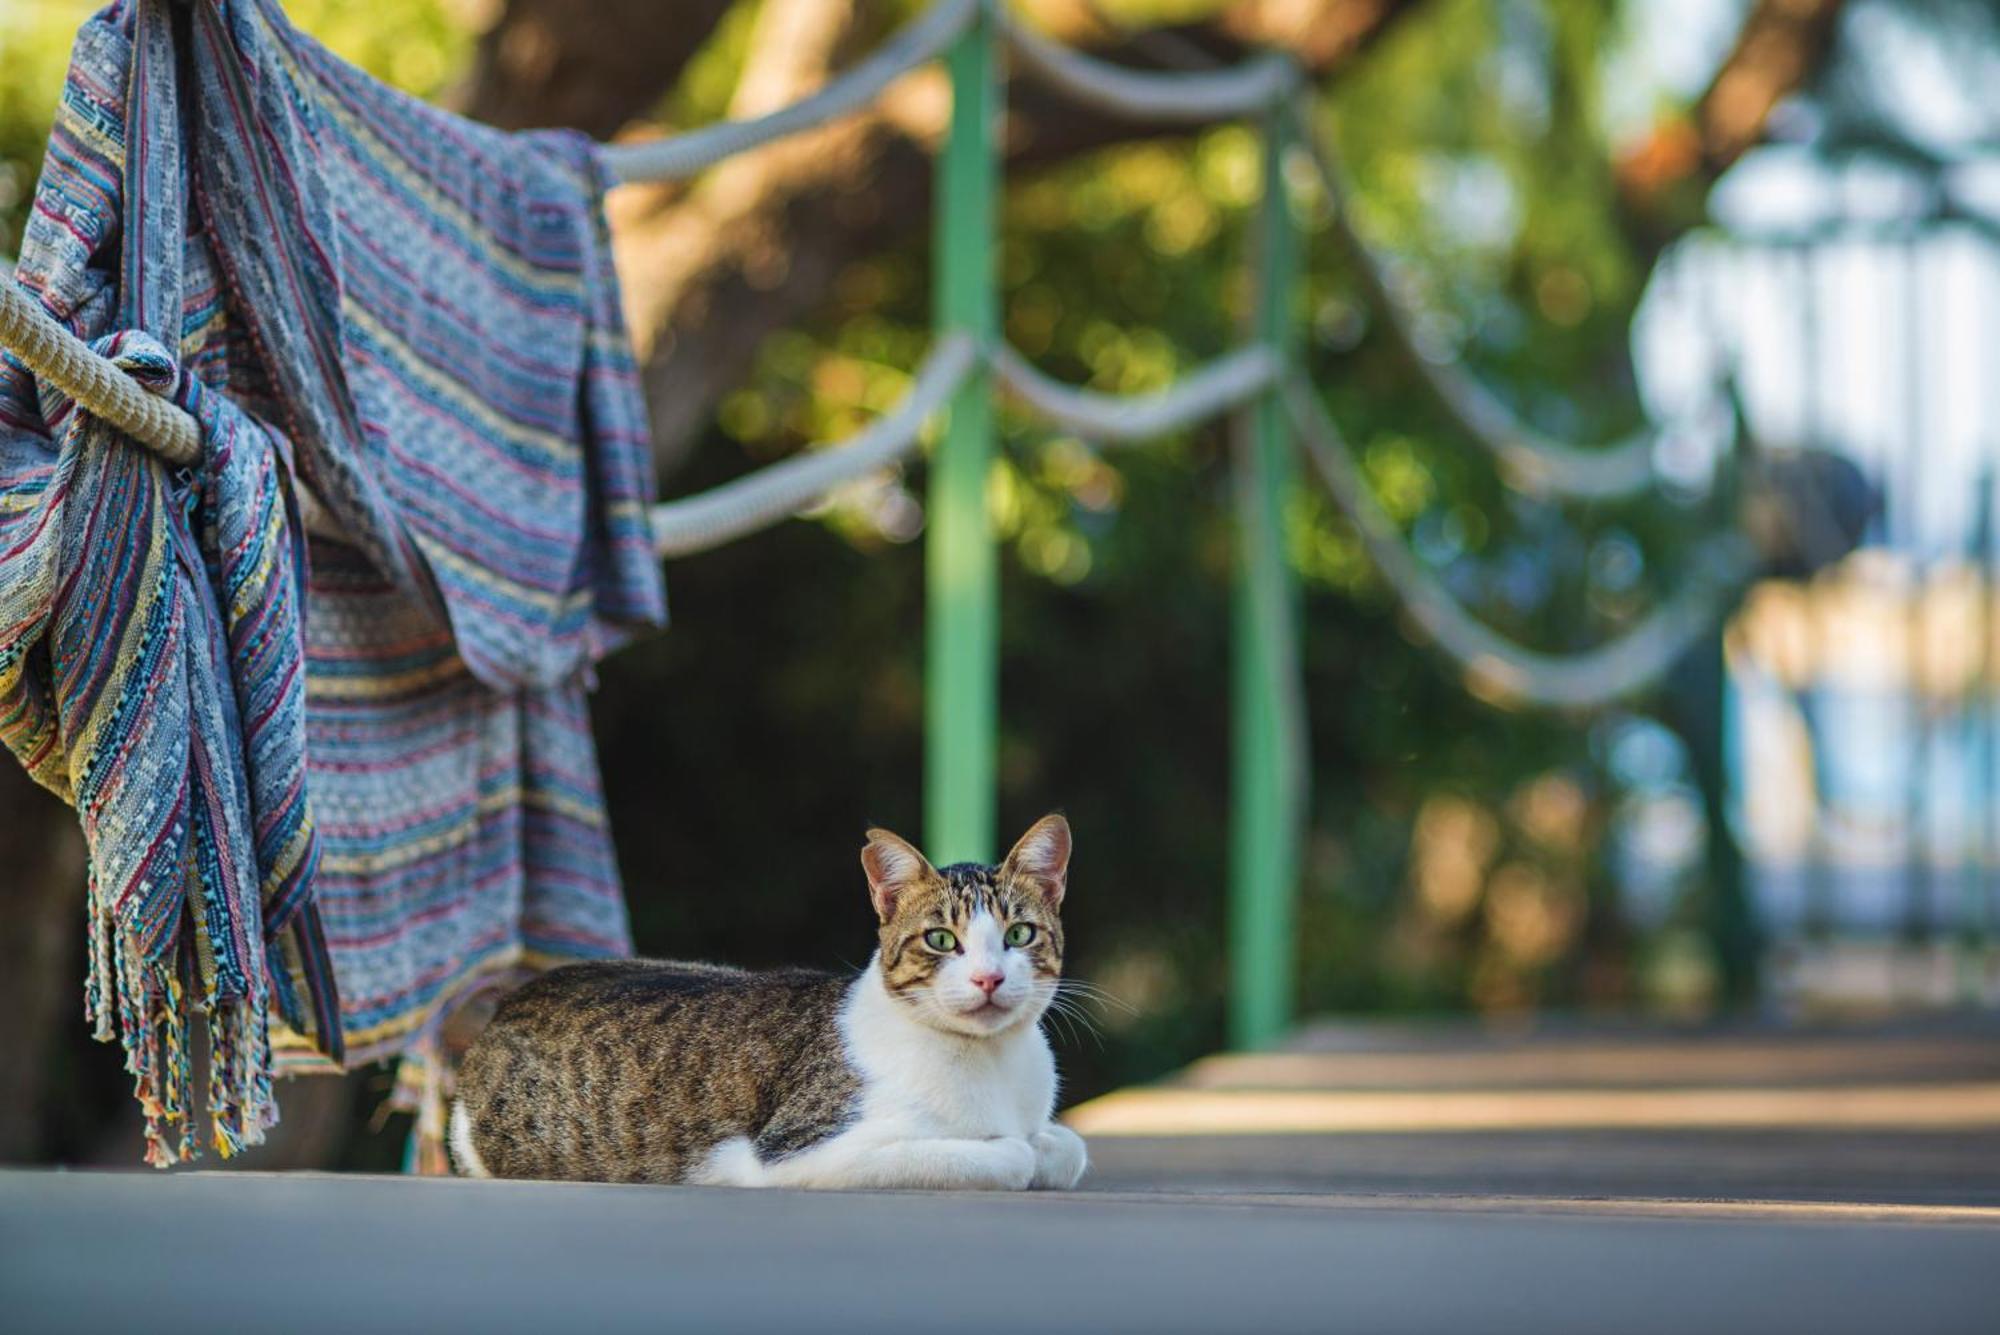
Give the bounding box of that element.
[997,3,1672,501]
[0,0,1752,694]
[993,5,1298,123]
[990,341,1277,443]
[1295,118,1665,502]
[651,334,976,557]
[1283,375,1750,709]
[599,0,977,185]
[2,0,1709,561]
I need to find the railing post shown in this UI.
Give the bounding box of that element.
[1229,102,1306,1050]
[926,7,1000,864]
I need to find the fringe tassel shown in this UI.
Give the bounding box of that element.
[388,970,521,1177]
[88,878,284,1167]
[391,1041,454,1177]
[84,882,114,1044]
[322,953,540,1175]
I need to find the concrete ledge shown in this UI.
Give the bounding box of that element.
[2,1170,1997,1335]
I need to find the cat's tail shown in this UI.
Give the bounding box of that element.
[447,1099,492,1178]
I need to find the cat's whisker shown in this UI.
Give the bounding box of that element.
[1057,980,1135,1008]
[1039,1006,1085,1049]
[1061,1013,1106,1052]
[1040,994,1106,1050]
[1052,979,1138,1017]
[1038,1009,1077,1048]
[1027,982,1092,1049]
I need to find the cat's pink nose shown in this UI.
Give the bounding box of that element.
[970,971,1004,995]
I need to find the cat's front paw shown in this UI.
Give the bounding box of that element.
[1029,1123,1088,1190]
[979,1135,1038,1191]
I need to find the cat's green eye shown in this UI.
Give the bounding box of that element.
[922,928,959,953]
[1004,922,1037,948]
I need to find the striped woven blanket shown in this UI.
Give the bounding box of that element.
[0,0,666,1164]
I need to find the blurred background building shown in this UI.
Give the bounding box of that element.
[1628,0,1999,1010]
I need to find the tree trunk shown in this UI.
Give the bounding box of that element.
[456,0,737,139]
[1617,0,1848,255]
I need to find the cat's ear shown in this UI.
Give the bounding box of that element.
[861,828,937,922]
[1001,813,1071,909]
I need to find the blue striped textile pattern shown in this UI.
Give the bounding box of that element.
[0,0,667,1164]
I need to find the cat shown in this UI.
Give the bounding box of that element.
[448,814,1088,1191]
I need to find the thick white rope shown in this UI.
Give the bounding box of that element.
[1283,373,1748,709]
[601,0,977,185]
[990,340,1277,442]
[1296,116,1663,502]
[995,6,1297,123]
[0,278,201,465]
[650,333,977,557]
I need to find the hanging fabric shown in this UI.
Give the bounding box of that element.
[0,0,666,1164]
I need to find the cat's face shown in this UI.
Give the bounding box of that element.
[861,815,1069,1038]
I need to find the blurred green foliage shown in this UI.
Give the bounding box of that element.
[3,0,1747,1145]
[1,2,97,259]
[2,0,473,258]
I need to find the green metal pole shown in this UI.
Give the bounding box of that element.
[926,12,999,865]
[1229,108,1305,1050]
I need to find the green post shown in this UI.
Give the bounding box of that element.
[1229,108,1305,1049]
[926,12,1000,865]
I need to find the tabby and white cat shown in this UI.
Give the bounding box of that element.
[449,814,1088,1191]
